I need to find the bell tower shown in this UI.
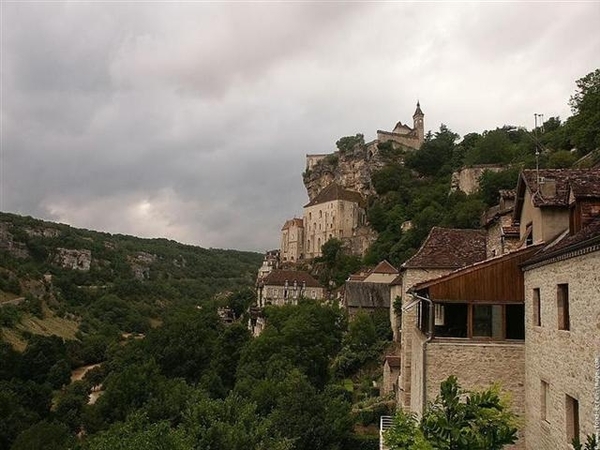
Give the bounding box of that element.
[412,101,424,147]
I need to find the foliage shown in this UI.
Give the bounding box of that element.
[316,238,363,288]
[385,376,518,450]
[11,421,75,450]
[336,134,365,154]
[567,68,600,154]
[478,168,521,207]
[573,434,599,450]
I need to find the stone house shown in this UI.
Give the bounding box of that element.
[257,249,280,281]
[521,176,600,449]
[394,227,488,410]
[343,260,398,317]
[513,169,600,245]
[303,183,367,259]
[257,269,324,307]
[382,355,401,396]
[482,189,520,258]
[280,218,304,263]
[406,245,542,449]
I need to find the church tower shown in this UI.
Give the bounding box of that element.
[412,101,424,147]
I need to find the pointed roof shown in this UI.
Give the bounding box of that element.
[371,260,399,275]
[281,218,304,231]
[413,101,424,117]
[402,227,487,270]
[304,182,364,208]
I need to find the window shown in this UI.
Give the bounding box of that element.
[473,305,503,338]
[557,284,570,330]
[434,304,445,326]
[533,288,541,327]
[566,395,580,444]
[506,304,525,339]
[541,380,549,422]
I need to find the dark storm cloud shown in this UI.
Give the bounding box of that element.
[1,2,599,251]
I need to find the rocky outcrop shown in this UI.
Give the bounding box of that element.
[0,223,30,259]
[24,226,61,238]
[53,248,92,271]
[450,164,506,195]
[303,142,388,202]
[127,251,157,280]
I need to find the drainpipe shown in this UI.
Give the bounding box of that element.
[408,290,434,416]
[595,356,600,437]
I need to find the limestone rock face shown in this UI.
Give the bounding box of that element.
[303,142,386,202]
[0,223,30,259]
[127,251,157,280]
[53,248,92,271]
[450,165,505,195]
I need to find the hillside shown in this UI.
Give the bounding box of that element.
[0,211,262,348]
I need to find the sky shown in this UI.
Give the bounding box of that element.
[1,2,599,252]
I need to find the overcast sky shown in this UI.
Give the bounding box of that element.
[1,2,599,252]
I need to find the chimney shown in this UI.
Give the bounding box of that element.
[540,179,557,199]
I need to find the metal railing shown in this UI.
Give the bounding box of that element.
[379,415,394,450]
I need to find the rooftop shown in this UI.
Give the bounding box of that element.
[402,227,487,269]
[304,182,365,208]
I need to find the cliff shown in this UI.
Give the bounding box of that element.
[303,139,398,202]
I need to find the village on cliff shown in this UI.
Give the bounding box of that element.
[252,102,600,450]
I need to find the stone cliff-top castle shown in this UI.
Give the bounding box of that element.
[281,102,425,263]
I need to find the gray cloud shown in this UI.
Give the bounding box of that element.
[2,2,599,251]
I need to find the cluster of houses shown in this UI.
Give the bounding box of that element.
[254,167,600,449]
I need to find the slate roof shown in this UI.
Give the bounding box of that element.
[281,218,304,230]
[304,183,365,208]
[402,227,487,269]
[262,270,323,288]
[413,101,424,117]
[502,225,520,236]
[344,281,391,308]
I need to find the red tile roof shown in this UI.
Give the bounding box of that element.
[304,183,365,208]
[402,227,487,269]
[385,355,401,368]
[371,260,399,275]
[524,217,600,267]
[262,270,323,288]
[517,169,600,206]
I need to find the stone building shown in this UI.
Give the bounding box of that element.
[280,218,304,263]
[521,177,600,449]
[394,227,488,410]
[303,183,367,259]
[382,355,401,396]
[305,102,425,173]
[481,189,520,258]
[376,102,425,150]
[257,249,280,281]
[343,261,398,318]
[257,269,324,307]
[513,169,600,245]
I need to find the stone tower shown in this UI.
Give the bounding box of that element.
[413,101,425,146]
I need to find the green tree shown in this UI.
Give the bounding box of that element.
[567,68,600,155]
[11,421,75,450]
[385,376,518,450]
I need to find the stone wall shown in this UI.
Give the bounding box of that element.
[398,268,450,410]
[450,165,505,195]
[420,339,526,449]
[524,250,600,449]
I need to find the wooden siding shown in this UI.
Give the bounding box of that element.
[416,246,541,304]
